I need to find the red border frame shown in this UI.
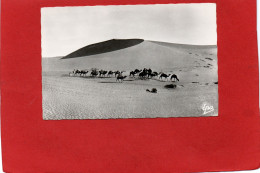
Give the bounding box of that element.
[1,0,260,172]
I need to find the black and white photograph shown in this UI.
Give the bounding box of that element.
[41,3,218,120]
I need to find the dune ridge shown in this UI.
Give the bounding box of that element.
[150,41,217,49]
[61,39,217,59]
[43,40,217,72]
[62,39,144,59]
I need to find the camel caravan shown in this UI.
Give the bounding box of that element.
[69,68,179,82]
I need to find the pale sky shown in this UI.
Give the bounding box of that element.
[41,3,217,57]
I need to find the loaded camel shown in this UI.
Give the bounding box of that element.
[99,70,108,77]
[90,70,98,77]
[139,71,147,79]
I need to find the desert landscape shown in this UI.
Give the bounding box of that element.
[42,39,218,120]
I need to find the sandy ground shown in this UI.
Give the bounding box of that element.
[42,41,218,120]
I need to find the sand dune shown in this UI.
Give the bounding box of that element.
[42,40,218,120]
[62,39,144,59]
[43,40,217,72]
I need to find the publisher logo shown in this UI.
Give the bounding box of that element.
[201,102,214,115]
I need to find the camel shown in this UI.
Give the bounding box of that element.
[114,71,120,77]
[139,70,148,79]
[107,71,114,77]
[149,72,158,78]
[134,69,142,74]
[142,68,148,74]
[114,71,125,77]
[148,68,152,75]
[90,70,98,77]
[159,73,171,81]
[69,69,77,76]
[69,69,87,76]
[146,88,157,93]
[98,70,107,77]
[116,76,127,82]
[79,70,88,76]
[73,69,81,76]
[170,74,179,81]
[129,71,136,77]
